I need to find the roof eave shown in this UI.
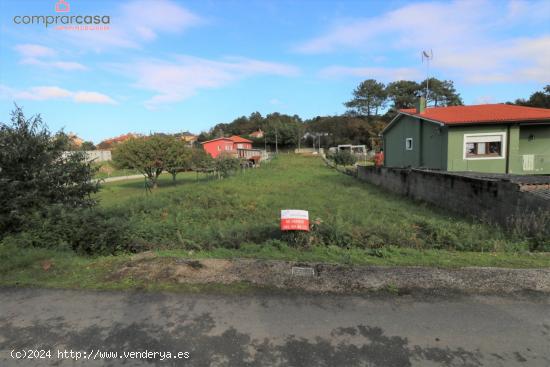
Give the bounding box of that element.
[381,111,445,135]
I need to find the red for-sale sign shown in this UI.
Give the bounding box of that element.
[280,210,309,231]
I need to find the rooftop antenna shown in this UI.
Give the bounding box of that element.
[421,49,433,103]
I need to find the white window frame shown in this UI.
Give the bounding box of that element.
[405,138,413,151]
[463,132,506,160]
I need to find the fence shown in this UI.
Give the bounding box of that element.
[295,148,324,155]
[356,165,550,227]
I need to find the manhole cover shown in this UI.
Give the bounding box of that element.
[292,266,315,277]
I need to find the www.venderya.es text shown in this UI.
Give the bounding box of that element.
[10,349,190,361]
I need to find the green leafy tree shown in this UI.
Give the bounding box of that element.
[190,148,214,171]
[386,80,422,109]
[514,85,550,108]
[112,135,172,189]
[214,153,241,178]
[165,139,192,182]
[0,106,98,234]
[421,78,463,107]
[345,79,387,118]
[80,141,96,151]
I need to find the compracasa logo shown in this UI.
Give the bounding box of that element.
[13,0,110,31]
[55,0,70,13]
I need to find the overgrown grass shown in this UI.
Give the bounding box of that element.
[2,154,548,292]
[97,154,532,252]
[1,242,549,292]
[93,161,139,179]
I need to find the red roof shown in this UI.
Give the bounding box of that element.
[229,135,253,143]
[400,104,550,125]
[200,135,253,144]
[200,137,233,144]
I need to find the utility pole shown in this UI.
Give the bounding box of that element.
[275,130,278,154]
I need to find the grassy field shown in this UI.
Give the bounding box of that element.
[93,161,140,179]
[2,154,548,290]
[96,154,529,252]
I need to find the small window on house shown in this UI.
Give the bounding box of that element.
[225,145,232,151]
[405,138,413,151]
[217,146,221,151]
[464,134,505,159]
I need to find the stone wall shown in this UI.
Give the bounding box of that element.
[63,150,111,162]
[357,166,550,226]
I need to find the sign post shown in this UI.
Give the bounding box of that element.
[280,210,309,231]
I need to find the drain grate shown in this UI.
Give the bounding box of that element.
[292,266,315,277]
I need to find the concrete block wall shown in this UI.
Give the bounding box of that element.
[357,166,550,226]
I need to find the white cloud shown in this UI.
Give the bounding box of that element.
[15,86,73,100]
[319,66,422,81]
[295,1,489,54]
[61,0,203,51]
[0,85,116,104]
[116,56,299,109]
[15,44,88,71]
[15,44,56,58]
[50,61,88,71]
[73,91,117,104]
[296,0,550,84]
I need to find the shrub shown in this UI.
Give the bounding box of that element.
[507,210,550,251]
[329,150,357,166]
[0,106,98,235]
[214,154,241,178]
[2,205,133,255]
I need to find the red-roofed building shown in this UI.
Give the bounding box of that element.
[381,99,550,174]
[201,135,260,161]
[249,129,264,139]
[97,133,142,150]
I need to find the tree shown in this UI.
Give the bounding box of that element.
[80,141,96,151]
[344,79,387,118]
[514,85,550,108]
[164,139,192,182]
[190,148,213,171]
[112,135,172,189]
[421,78,463,107]
[0,106,98,234]
[214,153,241,178]
[263,113,301,150]
[386,80,422,109]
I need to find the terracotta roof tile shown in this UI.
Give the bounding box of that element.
[400,104,550,125]
[229,135,253,143]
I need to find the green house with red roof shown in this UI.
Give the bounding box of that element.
[381,100,550,174]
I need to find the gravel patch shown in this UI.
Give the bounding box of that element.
[109,257,550,295]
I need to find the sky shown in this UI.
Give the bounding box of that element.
[0,0,549,143]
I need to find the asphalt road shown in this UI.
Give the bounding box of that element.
[1,288,549,366]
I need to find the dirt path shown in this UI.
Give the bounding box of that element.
[111,255,550,295]
[95,174,145,183]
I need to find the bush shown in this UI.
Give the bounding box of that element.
[328,150,357,166]
[507,210,550,251]
[0,106,98,235]
[214,154,241,178]
[2,205,133,255]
